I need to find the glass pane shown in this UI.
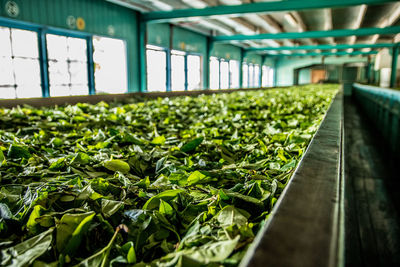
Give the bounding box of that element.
[0,86,16,99]
[48,61,69,85]
[242,64,248,88]
[0,27,12,57]
[47,34,89,96]
[254,65,260,87]
[50,85,70,97]
[171,53,185,91]
[93,36,127,94]
[210,57,219,89]
[229,60,239,89]
[146,49,166,92]
[269,68,274,87]
[187,55,201,90]
[249,64,254,87]
[220,61,229,89]
[69,61,88,85]
[16,85,42,98]
[0,57,15,85]
[13,58,41,85]
[68,37,87,61]
[46,34,68,61]
[11,29,39,58]
[262,66,268,87]
[70,85,88,96]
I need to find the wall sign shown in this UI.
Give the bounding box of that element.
[76,17,85,30]
[107,25,115,36]
[5,1,19,17]
[66,15,76,29]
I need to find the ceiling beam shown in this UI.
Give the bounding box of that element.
[212,26,400,42]
[142,0,398,23]
[247,42,398,51]
[267,50,378,58]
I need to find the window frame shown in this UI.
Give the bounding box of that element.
[210,57,240,90]
[171,49,202,92]
[146,44,168,92]
[146,46,203,92]
[0,16,128,98]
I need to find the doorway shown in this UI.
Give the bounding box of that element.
[311,69,326,83]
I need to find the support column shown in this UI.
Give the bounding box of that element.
[138,15,147,92]
[366,55,372,84]
[273,58,278,87]
[204,36,213,89]
[38,29,49,97]
[184,55,188,91]
[86,36,95,95]
[260,55,266,87]
[166,24,173,91]
[390,45,399,88]
[239,48,247,88]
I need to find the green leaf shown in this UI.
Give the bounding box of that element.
[184,235,240,264]
[1,228,53,267]
[7,144,31,159]
[104,159,130,174]
[121,241,136,264]
[143,189,185,210]
[151,136,166,145]
[215,206,248,227]
[181,137,204,153]
[49,157,66,170]
[159,199,174,216]
[0,149,5,166]
[26,205,45,234]
[187,171,215,186]
[101,199,124,218]
[56,211,95,256]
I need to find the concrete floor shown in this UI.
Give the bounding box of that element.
[344,97,400,267]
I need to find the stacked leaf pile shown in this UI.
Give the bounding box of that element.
[0,84,338,266]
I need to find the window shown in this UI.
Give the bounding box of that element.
[0,26,42,99]
[220,60,229,89]
[242,63,249,88]
[93,36,127,94]
[210,57,220,90]
[46,34,88,97]
[262,66,274,87]
[187,55,201,90]
[171,50,185,91]
[229,60,239,89]
[254,64,260,87]
[146,45,167,92]
[248,64,254,88]
[210,57,240,90]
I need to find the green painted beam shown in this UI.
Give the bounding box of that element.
[142,0,397,23]
[213,26,400,42]
[138,15,147,92]
[390,45,399,88]
[267,50,378,58]
[204,37,213,89]
[247,43,399,52]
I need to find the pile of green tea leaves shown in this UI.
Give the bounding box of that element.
[0,84,338,266]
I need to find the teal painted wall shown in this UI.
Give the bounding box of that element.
[244,53,262,66]
[211,43,241,61]
[264,57,275,67]
[147,23,170,48]
[0,0,140,91]
[299,69,311,84]
[276,56,369,86]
